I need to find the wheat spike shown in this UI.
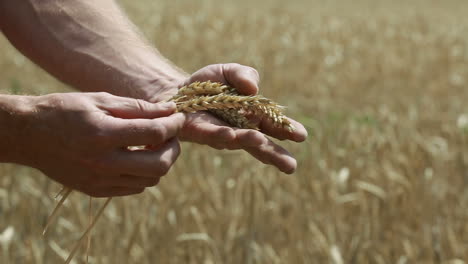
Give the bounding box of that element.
[171,81,295,131]
[171,81,237,102]
[175,94,276,112]
[210,108,258,129]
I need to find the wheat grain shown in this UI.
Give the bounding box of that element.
[172,81,236,101]
[171,81,295,131]
[209,108,258,129]
[175,94,274,111]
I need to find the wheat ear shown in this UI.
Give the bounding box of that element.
[209,108,258,129]
[172,81,236,102]
[171,82,295,131]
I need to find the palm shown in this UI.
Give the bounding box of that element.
[155,64,307,174]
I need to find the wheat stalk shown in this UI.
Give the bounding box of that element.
[43,187,72,235]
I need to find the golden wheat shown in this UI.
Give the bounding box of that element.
[209,108,258,129]
[171,81,295,131]
[171,81,236,101]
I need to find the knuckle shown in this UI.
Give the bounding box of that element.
[222,63,240,75]
[44,93,63,107]
[135,99,150,112]
[95,92,112,99]
[91,92,113,104]
[87,124,113,145]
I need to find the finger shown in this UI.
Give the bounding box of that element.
[180,113,236,145]
[86,187,145,198]
[222,129,268,150]
[110,138,181,177]
[100,96,177,119]
[207,129,267,150]
[244,138,297,174]
[259,117,308,142]
[188,64,227,84]
[104,113,186,147]
[204,126,297,173]
[222,63,260,95]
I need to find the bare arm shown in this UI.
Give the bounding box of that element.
[0,0,308,174]
[0,0,187,99]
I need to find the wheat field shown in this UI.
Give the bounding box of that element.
[2,0,468,263]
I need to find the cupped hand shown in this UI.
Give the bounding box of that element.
[20,92,185,197]
[153,63,308,174]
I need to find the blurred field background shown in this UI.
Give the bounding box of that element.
[2,0,468,263]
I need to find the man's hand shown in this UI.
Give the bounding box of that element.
[151,63,308,174]
[0,0,307,174]
[5,93,185,197]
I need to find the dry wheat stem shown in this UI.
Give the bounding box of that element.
[176,94,277,112]
[86,196,92,264]
[64,197,112,264]
[43,187,73,235]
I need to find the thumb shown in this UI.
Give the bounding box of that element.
[104,99,177,119]
[222,63,260,95]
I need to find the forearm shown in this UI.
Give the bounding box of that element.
[0,0,187,100]
[0,95,35,164]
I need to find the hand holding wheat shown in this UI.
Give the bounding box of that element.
[169,64,308,174]
[19,93,185,197]
[172,81,294,131]
[46,64,308,263]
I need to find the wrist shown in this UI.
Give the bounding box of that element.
[117,50,189,102]
[138,74,188,103]
[0,95,37,164]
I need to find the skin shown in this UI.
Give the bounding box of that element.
[0,0,308,197]
[0,93,185,197]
